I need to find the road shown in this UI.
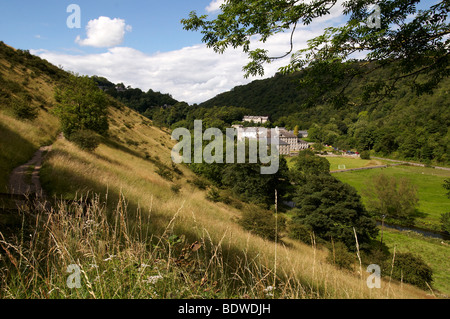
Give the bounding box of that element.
[371,156,450,171]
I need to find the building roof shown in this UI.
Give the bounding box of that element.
[263,138,290,145]
[278,130,297,138]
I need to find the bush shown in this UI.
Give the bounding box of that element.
[360,150,371,160]
[69,130,100,152]
[191,177,209,190]
[206,187,221,202]
[391,252,433,290]
[171,184,181,194]
[54,75,109,137]
[155,165,174,181]
[11,95,38,120]
[327,241,356,270]
[239,208,285,241]
[359,151,370,159]
[440,212,450,234]
[287,220,313,245]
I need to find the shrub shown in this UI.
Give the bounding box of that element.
[239,208,285,242]
[360,150,371,160]
[171,184,181,194]
[155,165,173,181]
[391,252,433,290]
[326,241,355,271]
[191,177,209,190]
[206,187,221,202]
[440,212,450,234]
[54,75,109,137]
[11,95,38,120]
[69,130,100,152]
[287,220,313,245]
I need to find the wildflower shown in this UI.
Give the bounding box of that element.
[144,275,163,285]
[263,286,274,297]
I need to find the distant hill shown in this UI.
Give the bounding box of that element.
[91,75,179,114]
[199,72,308,119]
[198,64,450,164]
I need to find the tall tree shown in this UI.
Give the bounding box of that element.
[289,149,330,184]
[364,173,419,226]
[292,173,378,250]
[54,74,109,137]
[444,179,450,199]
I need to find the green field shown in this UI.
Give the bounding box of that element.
[286,155,387,171]
[326,156,387,171]
[334,165,450,231]
[327,157,450,296]
[379,229,450,296]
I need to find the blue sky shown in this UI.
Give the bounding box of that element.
[0,0,366,103]
[1,0,270,103]
[0,1,211,54]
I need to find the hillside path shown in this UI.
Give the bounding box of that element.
[7,133,63,197]
[7,145,52,196]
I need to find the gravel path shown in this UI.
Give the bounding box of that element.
[7,144,53,196]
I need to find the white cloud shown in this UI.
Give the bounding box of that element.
[31,7,349,105]
[32,45,262,104]
[75,16,132,48]
[206,0,225,13]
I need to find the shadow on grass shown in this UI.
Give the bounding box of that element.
[0,121,36,192]
[38,156,322,297]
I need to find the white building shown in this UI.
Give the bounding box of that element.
[242,115,269,124]
[276,127,309,151]
[233,126,308,156]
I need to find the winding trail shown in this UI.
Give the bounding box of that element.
[7,145,52,197]
[7,133,62,197]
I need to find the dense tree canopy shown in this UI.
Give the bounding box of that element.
[292,173,378,250]
[364,174,419,226]
[198,66,450,164]
[92,76,178,114]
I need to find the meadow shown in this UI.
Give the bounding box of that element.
[329,158,450,296]
[334,165,450,232]
[286,155,386,171]
[377,229,450,296]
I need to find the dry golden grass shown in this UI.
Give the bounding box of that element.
[0,54,61,190]
[36,104,431,299]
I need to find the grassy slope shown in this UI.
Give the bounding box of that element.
[37,104,430,298]
[0,45,430,299]
[0,49,60,191]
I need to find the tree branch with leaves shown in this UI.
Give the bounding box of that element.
[182,0,449,106]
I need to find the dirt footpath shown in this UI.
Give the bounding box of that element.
[7,144,53,196]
